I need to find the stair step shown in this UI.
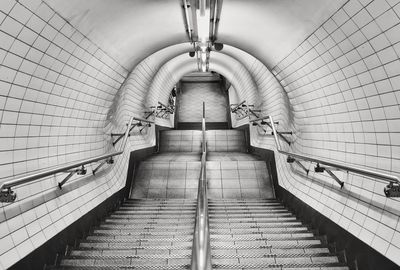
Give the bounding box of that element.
[209,212,293,217]
[123,203,196,206]
[98,225,194,231]
[79,242,192,249]
[210,233,315,241]
[126,198,196,201]
[112,210,195,214]
[211,242,325,250]
[122,204,197,208]
[73,248,191,256]
[212,254,340,264]
[93,230,193,236]
[210,227,309,234]
[212,247,331,256]
[210,217,298,223]
[208,207,290,213]
[85,236,192,242]
[211,239,322,247]
[210,221,304,229]
[209,199,278,202]
[104,218,195,223]
[212,262,347,269]
[53,266,189,270]
[65,254,191,260]
[122,202,197,206]
[209,201,280,204]
[60,257,190,267]
[209,204,283,207]
[118,208,196,211]
[110,213,195,218]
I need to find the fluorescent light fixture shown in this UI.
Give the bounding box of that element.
[196,9,210,43]
[196,0,211,72]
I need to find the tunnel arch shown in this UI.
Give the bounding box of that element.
[110,41,285,128]
[143,52,258,126]
[1,1,400,268]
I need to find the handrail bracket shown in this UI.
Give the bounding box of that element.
[384,182,400,197]
[58,165,87,189]
[0,187,17,203]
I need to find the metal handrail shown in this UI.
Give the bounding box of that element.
[230,100,246,112]
[263,115,400,196]
[249,109,291,145]
[0,117,135,202]
[111,117,154,146]
[191,103,212,270]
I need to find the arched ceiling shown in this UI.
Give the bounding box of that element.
[218,0,346,67]
[45,0,346,71]
[45,0,188,70]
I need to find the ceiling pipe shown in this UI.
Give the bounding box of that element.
[210,0,223,43]
[182,0,193,41]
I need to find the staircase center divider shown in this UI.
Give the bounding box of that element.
[191,102,212,270]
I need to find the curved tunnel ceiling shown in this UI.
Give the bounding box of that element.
[145,51,256,109]
[44,0,346,71]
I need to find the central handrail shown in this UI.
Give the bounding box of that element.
[191,102,212,270]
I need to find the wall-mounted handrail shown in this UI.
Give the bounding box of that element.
[154,101,174,119]
[129,116,155,124]
[263,115,400,197]
[111,117,154,146]
[191,102,212,270]
[230,100,246,112]
[0,117,135,203]
[249,110,291,145]
[158,101,174,113]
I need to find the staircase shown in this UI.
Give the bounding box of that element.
[54,128,349,269]
[55,198,348,269]
[56,199,196,269]
[177,79,229,127]
[209,199,348,269]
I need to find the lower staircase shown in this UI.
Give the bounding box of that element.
[55,198,348,269]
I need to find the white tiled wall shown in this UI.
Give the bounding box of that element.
[0,1,151,268]
[1,0,399,267]
[250,0,400,265]
[0,2,280,268]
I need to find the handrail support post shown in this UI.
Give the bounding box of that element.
[58,165,87,189]
[92,161,106,175]
[58,171,75,190]
[0,187,17,203]
[295,160,309,175]
[325,169,344,189]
